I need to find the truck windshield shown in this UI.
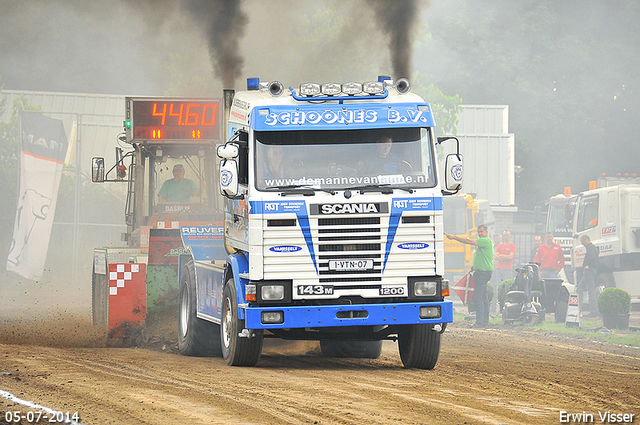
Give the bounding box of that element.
[547,197,576,236]
[575,194,599,233]
[254,127,436,191]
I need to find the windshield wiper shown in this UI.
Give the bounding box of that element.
[347,184,414,194]
[265,185,336,196]
[347,184,395,194]
[386,186,415,193]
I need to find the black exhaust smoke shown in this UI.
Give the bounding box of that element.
[182,0,248,89]
[367,0,430,80]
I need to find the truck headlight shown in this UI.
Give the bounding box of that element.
[414,281,438,297]
[261,285,285,301]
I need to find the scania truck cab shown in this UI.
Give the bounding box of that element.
[176,77,462,369]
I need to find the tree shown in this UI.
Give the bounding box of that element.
[419,0,640,208]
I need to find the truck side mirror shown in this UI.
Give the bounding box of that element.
[220,159,239,197]
[444,153,463,193]
[217,143,239,159]
[92,157,105,182]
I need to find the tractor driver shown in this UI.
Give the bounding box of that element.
[158,164,201,203]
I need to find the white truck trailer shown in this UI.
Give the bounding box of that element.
[571,184,640,304]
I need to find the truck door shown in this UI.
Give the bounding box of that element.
[574,193,599,268]
[622,189,640,253]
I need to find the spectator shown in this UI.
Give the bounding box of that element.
[489,232,502,313]
[446,224,493,329]
[493,229,516,313]
[531,235,543,262]
[492,233,502,255]
[533,231,564,279]
[576,234,600,317]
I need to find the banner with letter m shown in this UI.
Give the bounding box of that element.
[6,112,68,280]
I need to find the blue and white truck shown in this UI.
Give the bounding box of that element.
[177,77,462,369]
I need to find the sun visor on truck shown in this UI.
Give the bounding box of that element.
[251,103,435,131]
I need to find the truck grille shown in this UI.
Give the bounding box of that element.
[261,210,437,288]
[317,217,383,283]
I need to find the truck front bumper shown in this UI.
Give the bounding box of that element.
[244,300,453,330]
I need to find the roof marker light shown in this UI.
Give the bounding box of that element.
[299,83,321,96]
[247,77,260,91]
[363,81,385,95]
[321,83,341,96]
[342,82,362,95]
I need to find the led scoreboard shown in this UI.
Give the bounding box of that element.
[125,97,222,143]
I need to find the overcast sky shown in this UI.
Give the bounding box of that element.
[3,0,639,207]
[0,1,420,95]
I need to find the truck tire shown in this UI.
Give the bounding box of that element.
[178,259,222,357]
[397,324,441,370]
[555,287,569,323]
[221,278,263,366]
[320,340,383,359]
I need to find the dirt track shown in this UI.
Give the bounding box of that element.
[1,313,639,425]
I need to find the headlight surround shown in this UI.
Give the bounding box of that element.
[408,277,442,299]
[253,280,292,304]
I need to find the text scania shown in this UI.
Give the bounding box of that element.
[321,203,379,214]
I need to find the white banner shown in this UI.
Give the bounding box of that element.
[6,112,68,280]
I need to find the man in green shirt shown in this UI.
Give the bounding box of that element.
[158,164,201,203]
[446,224,494,328]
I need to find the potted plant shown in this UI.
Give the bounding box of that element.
[468,281,494,314]
[498,279,514,313]
[597,288,631,330]
[467,282,493,314]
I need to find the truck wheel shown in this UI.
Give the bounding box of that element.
[178,259,222,357]
[320,340,383,359]
[555,287,569,323]
[397,324,441,369]
[221,278,264,366]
